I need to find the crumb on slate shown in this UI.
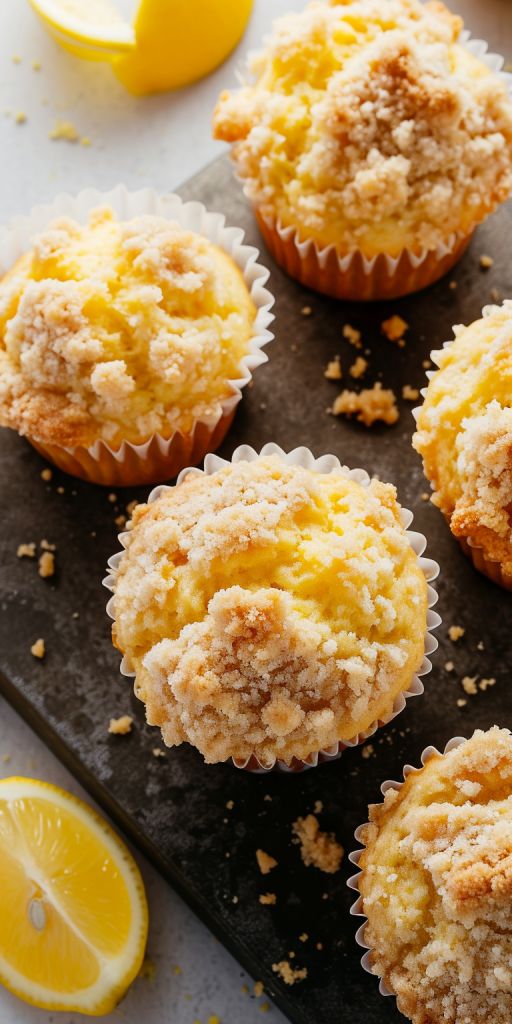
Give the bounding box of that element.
[40,468,52,481]
[292,814,343,873]
[108,715,133,735]
[253,981,264,998]
[152,747,165,758]
[349,356,367,379]
[402,384,419,401]
[30,638,45,659]
[256,849,277,875]
[272,961,307,986]
[445,660,455,672]
[342,323,362,347]
[381,315,408,342]
[448,625,465,642]
[17,542,36,558]
[301,305,312,316]
[324,357,342,380]
[331,382,399,426]
[38,551,55,578]
[462,675,478,696]
[479,254,494,269]
[361,743,374,759]
[259,893,277,905]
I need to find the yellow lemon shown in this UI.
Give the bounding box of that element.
[0,776,148,1015]
[28,0,254,94]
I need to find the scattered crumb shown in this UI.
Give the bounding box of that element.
[40,467,52,481]
[72,611,79,619]
[108,493,117,503]
[256,849,277,875]
[324,357,342,380]
[477,641,485,651]
[490,287,501,304]
[381,315,408,342]
[448,625,465,642]
[126,500,138,517]
[316,942,324,951]
[457,698,467,708]
[80,136,91,147]
[263,794,272,802]
[152,747,165,758]
[445,660,455,672]
[313,800,323,814]
[479,677,496,692]
[461,675,478,696]
[38,551,55,578]
[402,384,419,401]
[301,305,312,316]
[421,492,430,501]
[259,893,277,905]
[30,638,45,659]
[57,486,65,494]
[272,961,307,986]
[15,111,27,125]
[226,800,234,810]
[12,55,21,64]
[342,323,362,348]
[40,539,56,552]
[349,356,367,379]
[479,254,494,270]
[361,743,374,760]
[422,359,432,369]
[449,280,458,290]
[232,896,238,904]
[108,715,133,735]
[253,982,264,998]
[115,514,127,528]
[32,60,41,71]
[17,542,36,558]
[49,119,79,142]
[299,932,308,942]
[292,815,343,873]
[331,382,399,426]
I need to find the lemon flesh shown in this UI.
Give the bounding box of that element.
[0,777,148,1015]
[29,0,253,93]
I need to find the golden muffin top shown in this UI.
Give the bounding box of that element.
[213,0,512,257]
[359,727,512,1024]
[0,207,256,448]
[413,301,512,573]
[112,456,428,765]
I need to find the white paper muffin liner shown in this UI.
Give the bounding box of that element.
[347,735,467,998]
[236,32,512,301]
[103,442,441,772]
[0,185,274,485]
[412,305,512,591]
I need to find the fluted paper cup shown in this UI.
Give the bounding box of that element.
[238,32,511,301]
[104,442,441,772]
[347,735,467,999]
[0,185,274,486]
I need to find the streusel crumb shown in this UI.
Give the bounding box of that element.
[256,849,278,876]
[382,316,409,343]
[272,961,307,986]
[17,542,35,558]
[292,814,343,873]
[38,551,55,578]
[331,382,399,426]
[30,638,45,659]
[259,893,277,905]
[360,727,512,1024]
[108,715,133,735]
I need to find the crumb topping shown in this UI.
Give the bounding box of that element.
[112,457,427,764]
[292,814,343,873]
[413,301,512,571]
[213,0,512,256]
[0,207,256,447]
[360,727,512,1024]
[331,382,399,426]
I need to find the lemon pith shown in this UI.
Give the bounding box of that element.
[0,777,148,1015]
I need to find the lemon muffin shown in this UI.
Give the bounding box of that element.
[0,204,264,484]
[109,452,431,767]
[413,301,512,588]
[213,0,512,299]
[357,726,512,1024]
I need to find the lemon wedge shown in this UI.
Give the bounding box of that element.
[28,0,254,94]
[0,776,148,1015]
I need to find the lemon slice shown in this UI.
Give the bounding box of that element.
[28,0,136,60]
[0,777,148,1015]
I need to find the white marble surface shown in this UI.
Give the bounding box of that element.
[0,1,301,1022]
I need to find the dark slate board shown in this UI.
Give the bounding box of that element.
[1,155,511,1024]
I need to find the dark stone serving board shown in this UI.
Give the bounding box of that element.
[1,154,511,1024]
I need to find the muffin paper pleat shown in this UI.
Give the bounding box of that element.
[0,185,274,485]
[234,33,512,302]
[103,443,441,773]
[412,310,512,591]
[346,735,468,999]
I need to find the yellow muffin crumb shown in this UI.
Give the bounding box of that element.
[402,385,419,401]
[108,715,133,735]
[259,893,277,905]
[112,457,427,764]
[256,849,278,876]
[349,356,367,380]
[0,207,256,448]
[382,315,409,343]
[292,814,343,873]
[343,324,362,348]
[272,961,307,986]
[331,382,399,426]
[359,727,512,1024]
[49,119,79,142]
[213,0,512,257]
[324,357,342,380]
[449,625,465,641]
[480,254,494,269]
[17,542,35,558]
[414,301,512,574]
[30,638,45,659]
[38,550,54,578]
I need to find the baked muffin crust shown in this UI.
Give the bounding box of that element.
[112,456,428,764]
[359,727,512,1024]
[0,207,256,448]
[213,0,512,257]
[413,301,512,574]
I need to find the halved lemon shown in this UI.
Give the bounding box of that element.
[28,0,136,61]
[0,776,148,1015]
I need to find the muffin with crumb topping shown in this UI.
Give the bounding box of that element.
[109,452,434,769]
[356,726,512,1024]
[413,300,512,589]
[213,0,512,299]
[0,203,270,484]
